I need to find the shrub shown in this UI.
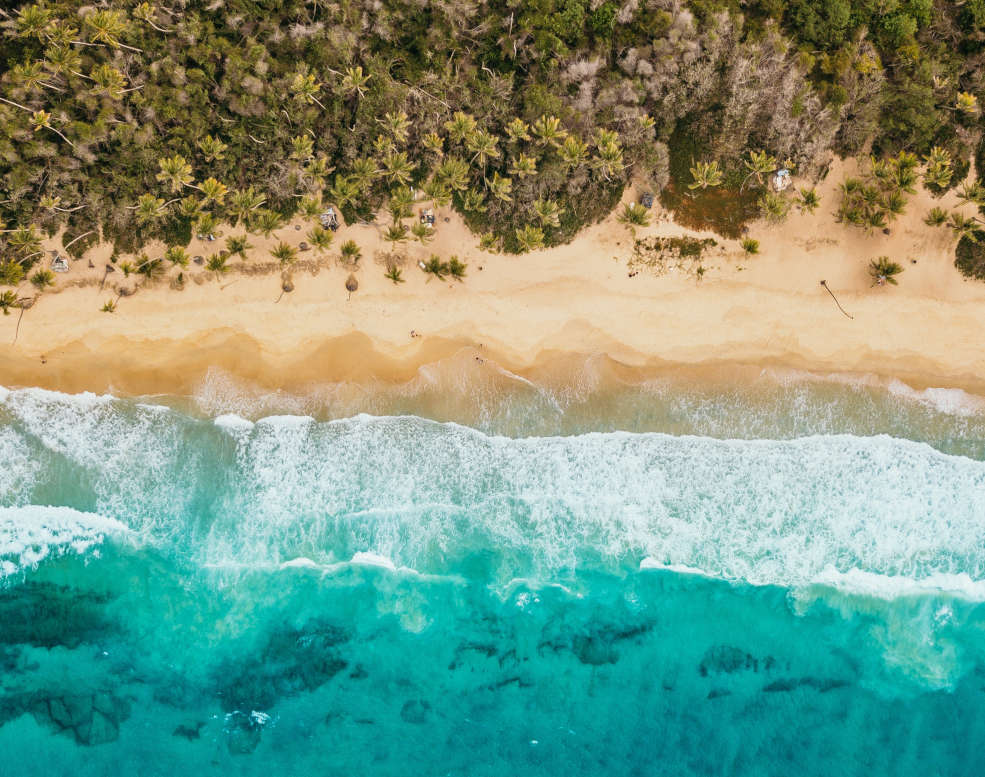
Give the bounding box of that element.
[955,233,985,280]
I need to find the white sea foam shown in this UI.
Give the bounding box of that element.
[639,559,985,601]
[887,379,985,417]
[4,387,985,601]
[0,426,41,504]
[214,413,255,431]
[205,414,985,591]
[0,505,129,577]
[350,551,398,569]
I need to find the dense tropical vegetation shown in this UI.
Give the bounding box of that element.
[0,0,983,279]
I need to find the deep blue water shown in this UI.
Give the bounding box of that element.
[2,372,985,775]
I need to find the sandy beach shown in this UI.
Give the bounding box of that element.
[3,158,984,397]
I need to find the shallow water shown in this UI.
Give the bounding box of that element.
[2,367,985,775]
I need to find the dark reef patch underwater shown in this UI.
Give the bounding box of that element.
[2,373,985,776]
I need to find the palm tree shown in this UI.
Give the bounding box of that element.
[298,195,322,218]
[868,256,904,286]
[533,198,561,228]
[593,141,624,180]
[922,146,952,189]
[508,154,537,178]
[340,66,370,98]
[328,174,360,210]
[373,134,396,158]
[949,212,981,242]
[742,149,777,187]
[291,135,315,162]
[461,189,487,213]
[0,290,19,315]
[83,9,130,47]
[90,64,127,100]
[272,242,297,265]
[924,207,948,227]
[165,246,191,266]
[688,160,723,190]
[444,111,478,146]
[422,132,444,157]
[385,266,405,284]
[290,71,325,109]
[250,209,283,237]
[890,162,918,194]
[12,61,46,93]
[411,222,434,244]
[422,255,447,280]
[758,192,790,222]
[466,130,500,169]
[350,157,379,189]
[180,194,203,219]
[226,235,252,260]
[100,299,116,313]
[741,237,760,255]
[866,209,887,231]
[195,212,219,236]
[531,115,567,147]
[618,203,649,227]
[340,240,361,265]
[797,187,820,214]
[870,156,893,188]
[380,111,411,146]
[0,262,25,286]
[228,187,266,224]
[956,182,985,208]
[16,4,51,39]
[882,190,906,219]
[307,226,333,253]
[198,177,228,206]
[505,118,531,143]
[514,224,545,253]
[423,179,453,207]
[955,91,979,115]
[134,194,166,225]
[485,172,513,203]
[388,186,414,222]
[558,136,588,169]
[381,151,415,186]
[304,155,330,189]
[384,224,409,245]
[205,253,229,279]
[156,155,194,193]
[446,256,467,281]
[31,269,55,290]
[8,225,42,259]
[479,232,500,252]
[135,253,165,279]
[134,2,171,33]
[435,157,470,192]
[43,45,82,78]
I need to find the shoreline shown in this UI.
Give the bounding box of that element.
[3,159,985,399]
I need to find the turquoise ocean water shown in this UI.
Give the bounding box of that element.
[3,361,985,775]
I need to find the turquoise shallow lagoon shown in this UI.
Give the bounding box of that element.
[2,367,985,776]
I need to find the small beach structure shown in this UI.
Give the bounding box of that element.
[50,252,70,273]
[320,207,340,231]
[639,192,654,209]
[420,208,435,228]
[770,169,791,192]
